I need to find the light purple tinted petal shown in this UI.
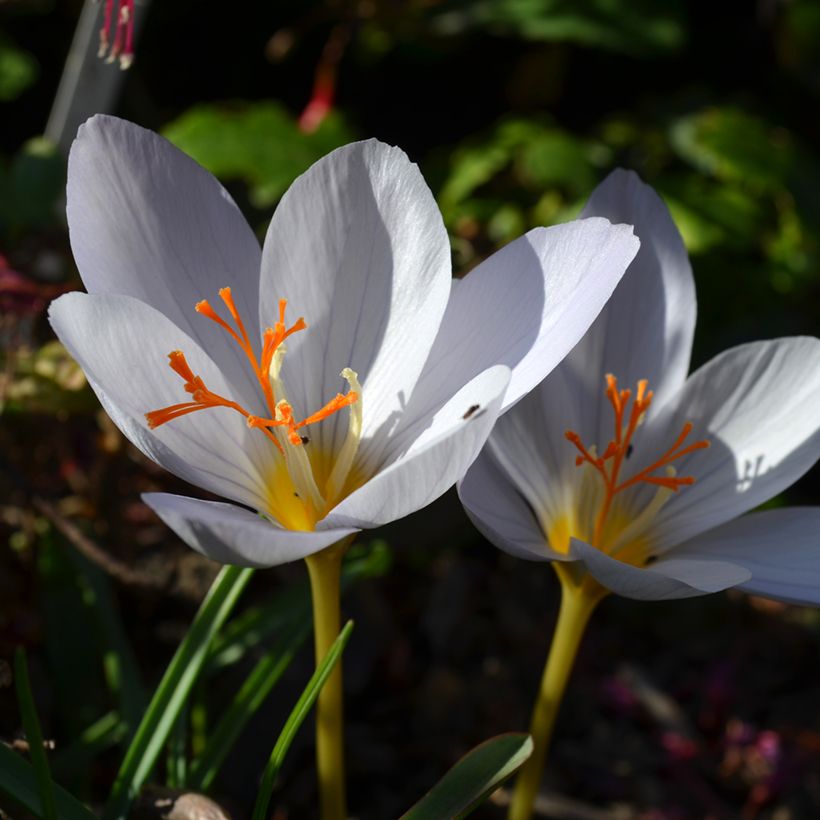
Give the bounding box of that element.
[458,448,564,562]
[50,292,276,511]
[143,493,358,568]
[571,540,750,601]
[643,337,820,551]
[67,115,262,404]
[259,139,452,460]
[323,365,510,530]
[560,169,697,447]
[397,218,638,438]
[672,508,820,606]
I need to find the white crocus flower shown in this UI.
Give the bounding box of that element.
[461,169,820,820]
[461,168,820,603]
[48,115,640,568]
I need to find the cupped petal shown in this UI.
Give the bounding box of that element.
[562,170,696,445]
[671,508,820,606]
[458,447,565,562]
[571,540,750,601]
[322,365,511,530]
[50,291,276,512]
[397,218,638,435]
[143,493,358,568]
[643,337,820,552]
[259,139,452,459]
[67,115,263,405]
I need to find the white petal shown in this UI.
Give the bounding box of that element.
[644,337,820,551]
[401,218,638,435]
[67,115,263,405]
[458,448,564,562]
[322,366,511,529]
[143,493,358,568]
[672,508,820,606]
[259,139,452,459]
[576,169,696,420]
[571,540,750,601]
[50,292,276,511]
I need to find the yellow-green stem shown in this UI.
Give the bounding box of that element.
[508,571,604,820]
[306,541,349,820]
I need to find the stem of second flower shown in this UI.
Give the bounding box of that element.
[305,539,351,820]
[508,567,605,820]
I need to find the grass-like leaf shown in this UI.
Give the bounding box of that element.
[104,565,253,820]
[14,648,58,820]
[0,743,96,820]
[400,733,534,819]
[189,621,310,790]
[251,620,354,820]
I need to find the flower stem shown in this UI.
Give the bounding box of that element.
[508,571,603,820]
[305,540,350,820]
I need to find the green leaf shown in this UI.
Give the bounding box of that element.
[0,39,38,101]
[189,622,310,790]
[670,108,795,189]
[0,744,96,820]
[401,733,534,819]
[14,649,58,820]
[104,565,254,820]
[251,620,354,820]
[162,101,356,208]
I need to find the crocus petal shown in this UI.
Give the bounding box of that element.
[50,292,276,512]
[644,337,820,552]
[67,115,263,405]
[397,218,639,439]
[576,170,696,422]
[571,540,750,601]
[143,493,358,568]
[671,508,820,606]
[259,139,452,458]
[458,447,565,562]
[323,365,510,530]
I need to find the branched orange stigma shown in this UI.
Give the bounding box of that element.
[564,374,710,547]
[145,290,356,458]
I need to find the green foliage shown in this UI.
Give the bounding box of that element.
[432,0,685,54]
[162,101,356,208]
[401,733,534,818]
[0,38,38,101]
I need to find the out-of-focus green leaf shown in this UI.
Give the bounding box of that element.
[0,744,96,820]
[162,101,356,208]
[401,733,533,819]
[671,108,795,189]
[14,649,58,820]
[0,39,38,101]
[432,0,685,54]
[52,712,129,780]
[0,138,65,233]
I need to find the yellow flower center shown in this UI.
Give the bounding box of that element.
[559,374,710,567]
[145,287,362,530]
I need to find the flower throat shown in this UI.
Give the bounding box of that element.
[145,287,362,527]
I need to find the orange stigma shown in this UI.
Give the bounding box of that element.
[145,289,358,456]
[564,374,710,547]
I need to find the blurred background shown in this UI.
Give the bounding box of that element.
[3,0,820,817]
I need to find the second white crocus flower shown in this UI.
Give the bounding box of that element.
[459,169,820,820]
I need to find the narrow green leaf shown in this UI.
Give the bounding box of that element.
[14,649,58,820]
[400,733,534,819]
[52,711,128,779]
[104,565,253,820]
[166,702,188,788]
[251,620,354,820]
[189,622,310,790]
[0,744,96,820]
